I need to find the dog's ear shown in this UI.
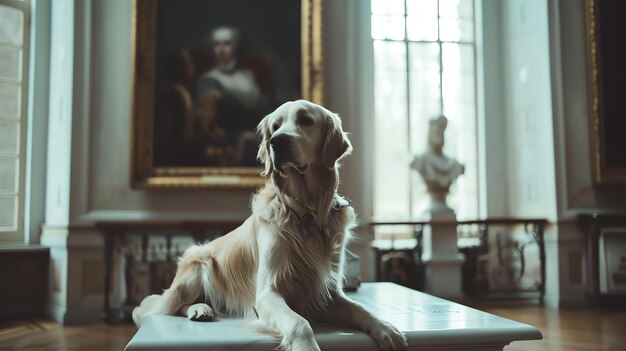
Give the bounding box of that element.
[256,114,273,176]
[323,112,353,170]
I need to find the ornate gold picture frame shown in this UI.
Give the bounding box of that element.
[585,0,626,184]
[131,0,323,188]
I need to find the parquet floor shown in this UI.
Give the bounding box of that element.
[0,307,625,350]
[0,320,135,350]
[486,306,626,351]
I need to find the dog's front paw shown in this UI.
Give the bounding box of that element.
[371,321,408,351]
[187,303,214,321]
[280,321,321,351]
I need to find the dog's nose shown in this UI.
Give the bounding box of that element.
[270,134,290,150]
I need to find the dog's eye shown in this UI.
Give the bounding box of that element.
[297,115,314,127]
[272,122,280,132]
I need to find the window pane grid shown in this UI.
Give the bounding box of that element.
[0,45,23,82]
[373,40,411,219]
[372,0,405,16]
[0,81,21,118]
[0,4,24,46]
[369,38,475,45]
[372,0,477,225]
[0,119,20,155]
[0,156,18,194]
[374,0,475,43]
[0,195,17,231]
[0,0,27,239]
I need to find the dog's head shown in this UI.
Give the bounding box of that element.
[257,100,352,177]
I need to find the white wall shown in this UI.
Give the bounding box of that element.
[44,0,74,228]
[550,0,626,216]
[324,0,374,222]
[477,0,509,218]
[480,0,558,220]
[24,0,51,244]
[323,0,376,280]
[547,0,626,305]
[500,0,557,220]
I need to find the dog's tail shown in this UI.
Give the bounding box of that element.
[132,250,219,327]
[132,294,162,327]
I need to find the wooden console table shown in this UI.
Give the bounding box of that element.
[95,220,241,323]
[370,218,547,303]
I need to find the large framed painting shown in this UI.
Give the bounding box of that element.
[131,0,323,188]
[585,0,626,184]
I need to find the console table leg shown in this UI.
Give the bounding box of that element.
[104,231,113,323]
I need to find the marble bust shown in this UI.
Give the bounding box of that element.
[410,115,464,212]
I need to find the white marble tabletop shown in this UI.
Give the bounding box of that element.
[126,282,542,351]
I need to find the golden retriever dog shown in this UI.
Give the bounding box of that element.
[132,100,408,351]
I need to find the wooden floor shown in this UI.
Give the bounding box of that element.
[486,306,626,351]
[0,307,625,350]
[0,319,135,350]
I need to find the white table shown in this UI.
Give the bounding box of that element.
[126,282,542,351]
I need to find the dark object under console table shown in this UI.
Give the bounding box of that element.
[578,213,626,302]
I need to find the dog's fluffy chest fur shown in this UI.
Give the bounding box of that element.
[253,185,356,318]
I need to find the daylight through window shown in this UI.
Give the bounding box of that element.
[0,0,29,242]
[372,0,478,230]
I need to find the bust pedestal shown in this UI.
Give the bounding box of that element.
[421,203,465,300]
[411,115,465,300]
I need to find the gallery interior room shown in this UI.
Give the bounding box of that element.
[1,0,625,350]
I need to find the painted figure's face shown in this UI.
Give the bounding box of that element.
[212,28,237,66]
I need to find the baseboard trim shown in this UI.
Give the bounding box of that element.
[47,302,105,324]
[63,307,105,324]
